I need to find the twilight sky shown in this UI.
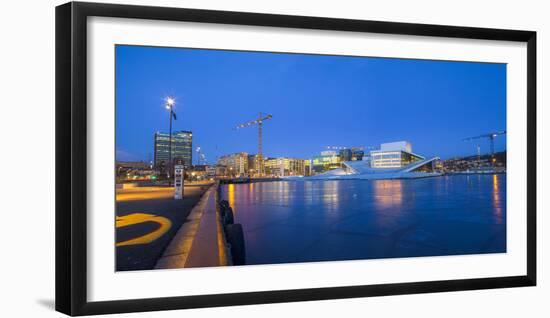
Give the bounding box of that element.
[115,45,506,163]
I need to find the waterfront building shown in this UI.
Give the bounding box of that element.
[116,161,155,180]
[339,148,352,162]
[247,154,261,176]
[339,147,365,161]
[214,165,227,177]
[370,141,423,168]
[188,165,209,181]
[351,147,365,161]
[289,141,441,180]
[313,147,365,173]
[441,151,506,174]
[217,152,249,176]
[312,150,342,173]
[154,131,193,169]
[264,157,308,177]
[116,161,150,170]
[204,165,216,177]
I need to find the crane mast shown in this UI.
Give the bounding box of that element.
[462,130,506,164]
[236,112,273,176]
[258,118,263,175]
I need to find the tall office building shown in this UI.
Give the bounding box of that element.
[154,131,193,169]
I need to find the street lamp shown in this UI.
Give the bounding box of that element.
[196,146,201,166]
[165,96,176,178]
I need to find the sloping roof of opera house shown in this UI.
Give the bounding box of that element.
[285,157,442,180]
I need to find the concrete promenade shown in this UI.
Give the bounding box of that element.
[115,182,212,271]
[155,182,230,269]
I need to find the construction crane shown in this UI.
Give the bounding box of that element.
[236,112,273,176]
[462,131,506,157]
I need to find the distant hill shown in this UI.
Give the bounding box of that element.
[445,151,506,164]
[441,151,506,172]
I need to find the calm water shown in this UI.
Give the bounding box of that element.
[222,175,506,265]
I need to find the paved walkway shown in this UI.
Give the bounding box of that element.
[116,184,211,271]
[155,184,229,269]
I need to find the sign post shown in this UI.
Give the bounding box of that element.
[174,163,184,200]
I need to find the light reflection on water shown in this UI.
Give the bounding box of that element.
[493,174,503,217]
[373,180,403,207]
[222,174,506,265]
[322,181,340,212]
[227,183,235,214]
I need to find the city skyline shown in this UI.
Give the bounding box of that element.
[116,45,506,163]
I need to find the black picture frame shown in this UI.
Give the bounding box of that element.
[55,1,537,316]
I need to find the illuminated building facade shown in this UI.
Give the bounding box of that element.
[264,158,308,177]
[312,150,342,173]
[247,154,261,176]
[370,141,423,168]
[288,141,441,180]
[154,131,193,169]
[217,152,249,176]
[312,147,366,173]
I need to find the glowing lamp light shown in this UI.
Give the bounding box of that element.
[165,97,175,107]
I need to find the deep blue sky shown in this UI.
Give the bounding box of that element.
[116,45,506,163]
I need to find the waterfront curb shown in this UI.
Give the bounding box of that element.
[154,184,214,269]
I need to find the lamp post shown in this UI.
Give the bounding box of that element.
[196,146,201,166]
[165,97,176,178]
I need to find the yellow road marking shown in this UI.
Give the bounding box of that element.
[116,213,172,247]
[116,188,175,202]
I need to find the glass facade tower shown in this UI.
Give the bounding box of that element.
[154,131,193,169]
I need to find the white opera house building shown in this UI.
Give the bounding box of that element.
[293,141,441,180]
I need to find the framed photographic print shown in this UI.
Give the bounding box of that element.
[55,1,536,316]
